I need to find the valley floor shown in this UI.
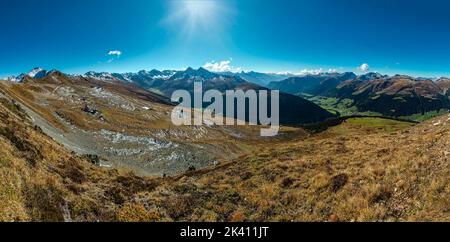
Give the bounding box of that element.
[303,94,450,122]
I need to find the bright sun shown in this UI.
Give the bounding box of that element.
[183,0,218,20]
[165,0,230,37]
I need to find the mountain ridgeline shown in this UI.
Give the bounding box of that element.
[269,72,450,117]
[7,67,450,121]
[84,67,336,125]
[268,72,358,96]
[125,67,334,125]
[7,67,336,126]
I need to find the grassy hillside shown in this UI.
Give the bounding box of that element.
[1,79,299,176]
[1,88,448,221]
[145,117,449,222]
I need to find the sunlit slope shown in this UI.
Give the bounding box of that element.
[0,74,308,176]
[0,90,448,221]
[145,116,449,221]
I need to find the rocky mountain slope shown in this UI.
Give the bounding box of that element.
[77,67,336,125]
[15,68,450,120]
[268,72,358,96]
[269,72,450,117]
[437,78,450,96]
[335,75,450,116]
[0,71,310,176]
[149,67,336,125]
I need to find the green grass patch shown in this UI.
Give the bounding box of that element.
[400,109,449,122]
[303,94,448,122]
[346,117,414,132]
[301,94,382,117]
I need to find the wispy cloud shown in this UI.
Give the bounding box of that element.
[203,60,241,73]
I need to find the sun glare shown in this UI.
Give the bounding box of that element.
[183,0,217,20]
[165,0,231,37]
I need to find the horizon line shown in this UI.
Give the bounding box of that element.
[2,66,449,80]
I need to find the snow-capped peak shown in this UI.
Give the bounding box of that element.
[26,67,50,79]
[28,68,43,77]
[83,71,119,82]
[3,68,49,82]
[5,76,21,82]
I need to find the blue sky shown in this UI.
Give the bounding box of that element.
[1,0,450,77]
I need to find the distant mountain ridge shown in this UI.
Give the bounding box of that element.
[231,71,295,86]
[335,75,450,116]
[5,68,307,87]
[268,71,450,117]
[5,67,450,119]
[6,67,57,82]
[4,67,335,125]
[268,72,358,96]
[125,67,335,125]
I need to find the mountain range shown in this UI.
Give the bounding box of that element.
[269,72,450,117]
[6,67,450,120]
[1,66,449,222]
[6,67,336,125]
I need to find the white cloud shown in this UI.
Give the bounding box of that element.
[203,60,241,73]
[274,68,339,76]
[297,68,324,75]
[106,50,122,63]
[274,71,294,75]
[327,68,338,73]
[108,50,122,57]
[358,63,370,72]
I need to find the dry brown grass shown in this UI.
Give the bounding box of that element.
[138,117,449,222]
[1,99,448,221]
[0,78,448,222]
[0,97,160,221]
[0,82,67,131]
